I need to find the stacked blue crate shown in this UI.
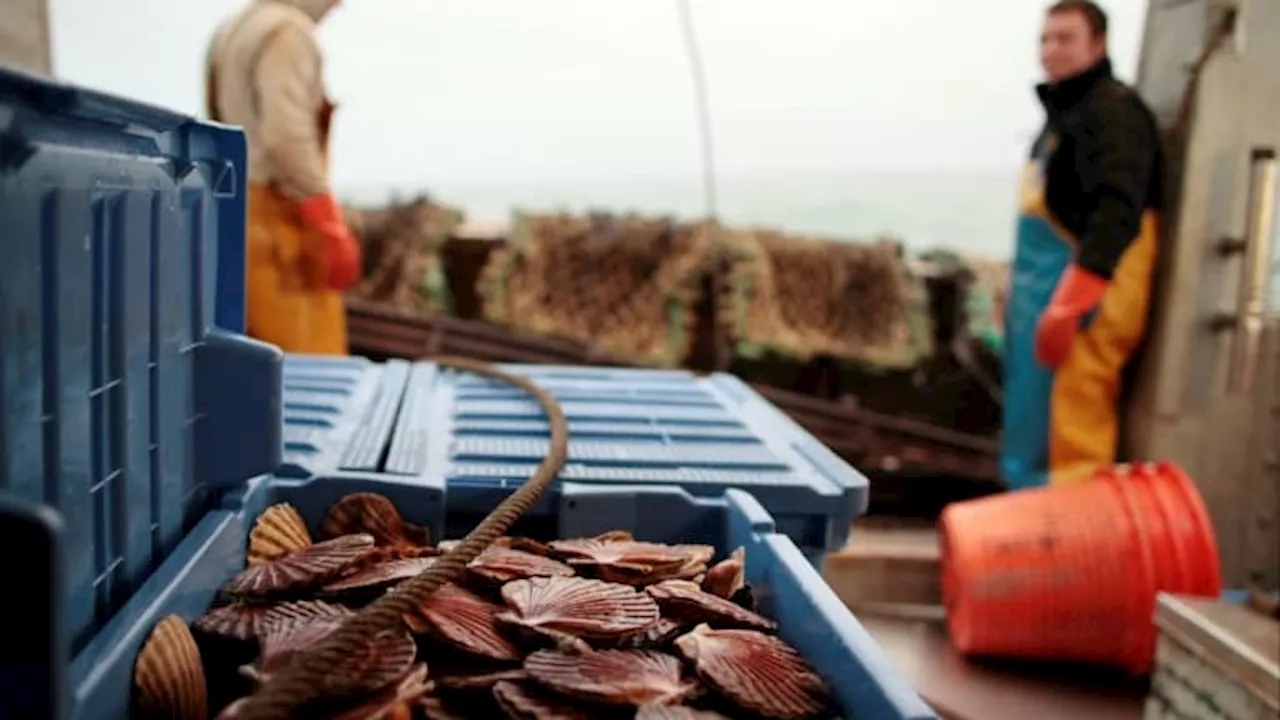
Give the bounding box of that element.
[278,361,869,564]
[0,67,281,719]
[278,355,411,478]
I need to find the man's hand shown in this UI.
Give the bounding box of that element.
[298,193,362,291]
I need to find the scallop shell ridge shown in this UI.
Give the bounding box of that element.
[133,614,208,720]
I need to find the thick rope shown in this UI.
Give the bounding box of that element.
[227,356,569,719]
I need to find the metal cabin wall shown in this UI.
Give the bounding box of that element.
[1130,0,1280,589]
[0,0,52,75]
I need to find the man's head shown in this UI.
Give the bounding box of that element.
[1040,1,1108,84]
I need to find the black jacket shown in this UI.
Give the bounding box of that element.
[1033,58,1163,280]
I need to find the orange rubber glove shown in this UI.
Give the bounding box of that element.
[298,193,362,291]
[1034,264,1109,368]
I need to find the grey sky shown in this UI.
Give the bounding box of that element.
[51,0,1149,189]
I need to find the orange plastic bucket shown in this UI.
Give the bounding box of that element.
[939,461,1219,673]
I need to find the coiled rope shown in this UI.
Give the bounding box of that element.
[227,356,569,719]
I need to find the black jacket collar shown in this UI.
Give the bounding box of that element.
[1036,58,1113,116]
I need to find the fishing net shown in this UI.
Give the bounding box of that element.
[918,248,1008,355]
[718,230,934,368]
[346,195,465,316]
[478,211,718,367]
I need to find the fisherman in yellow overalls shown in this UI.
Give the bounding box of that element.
[206,0,360,354]
[1001,1,1163,488]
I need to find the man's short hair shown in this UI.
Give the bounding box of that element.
[1048,0,1109,37]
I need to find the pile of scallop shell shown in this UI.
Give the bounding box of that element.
[133,492,837,720]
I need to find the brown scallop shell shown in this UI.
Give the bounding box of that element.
[498,576,660,640]
[325,628,420,701]
[548,538,688,570]
[329,663,431,720]
[436,668,528,691]
[321,556,437,595]
[492,680,595,720]
[674,624,831,720]
[133,614,208,720]
[193,602,272,642]
[225,533,375,597]
[493,536,556,557]
[362,544,439,565]
[638,618,686,648]
[635,707,732,720]
[645,580,777,632]
[701,547,746,599]
[246,503,312,566]
[468,546,575,584]
[403,583,521,661]
[523,649,696,706]
[247,602,356,682]
[251,616,346,680]
[260,599,354,628]
[319,492,431,547]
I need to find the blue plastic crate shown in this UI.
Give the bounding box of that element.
[62,474,934,720]
[279,361,870,563]
[0,66,282,713]
[279,355,410,478]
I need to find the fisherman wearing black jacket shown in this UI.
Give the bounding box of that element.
[1001,0,1163,489]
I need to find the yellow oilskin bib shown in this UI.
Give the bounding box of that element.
[243,100,348,355]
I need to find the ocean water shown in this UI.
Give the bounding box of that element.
[341,170,1021,261]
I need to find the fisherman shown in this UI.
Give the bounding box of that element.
[1002,0,1163,488]
[205,0,361,354]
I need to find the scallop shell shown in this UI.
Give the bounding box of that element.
[133,614,208,720]
[549,538,689,571]
[637,618,686,648]
[225,533,375,597]
[498,576,659,640]
[193,602,272,642]
[319,492,431,547]
[701,548,745,599]
[492,680,594,720]
[523,649,696,706]
[362,544,439,565]
[436,668,528,691]
[635,707,732,720]
[324,629,420,701]
[468,546,575,584]
[645,580,776,632]
[404,583,521,661]
[329,663,431,720]
[674,624,831,720]
[494,536,555,557]
[321,556,437,595]
[261,599,353,628]
[252,616,346,679]
[247,502,312,566]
